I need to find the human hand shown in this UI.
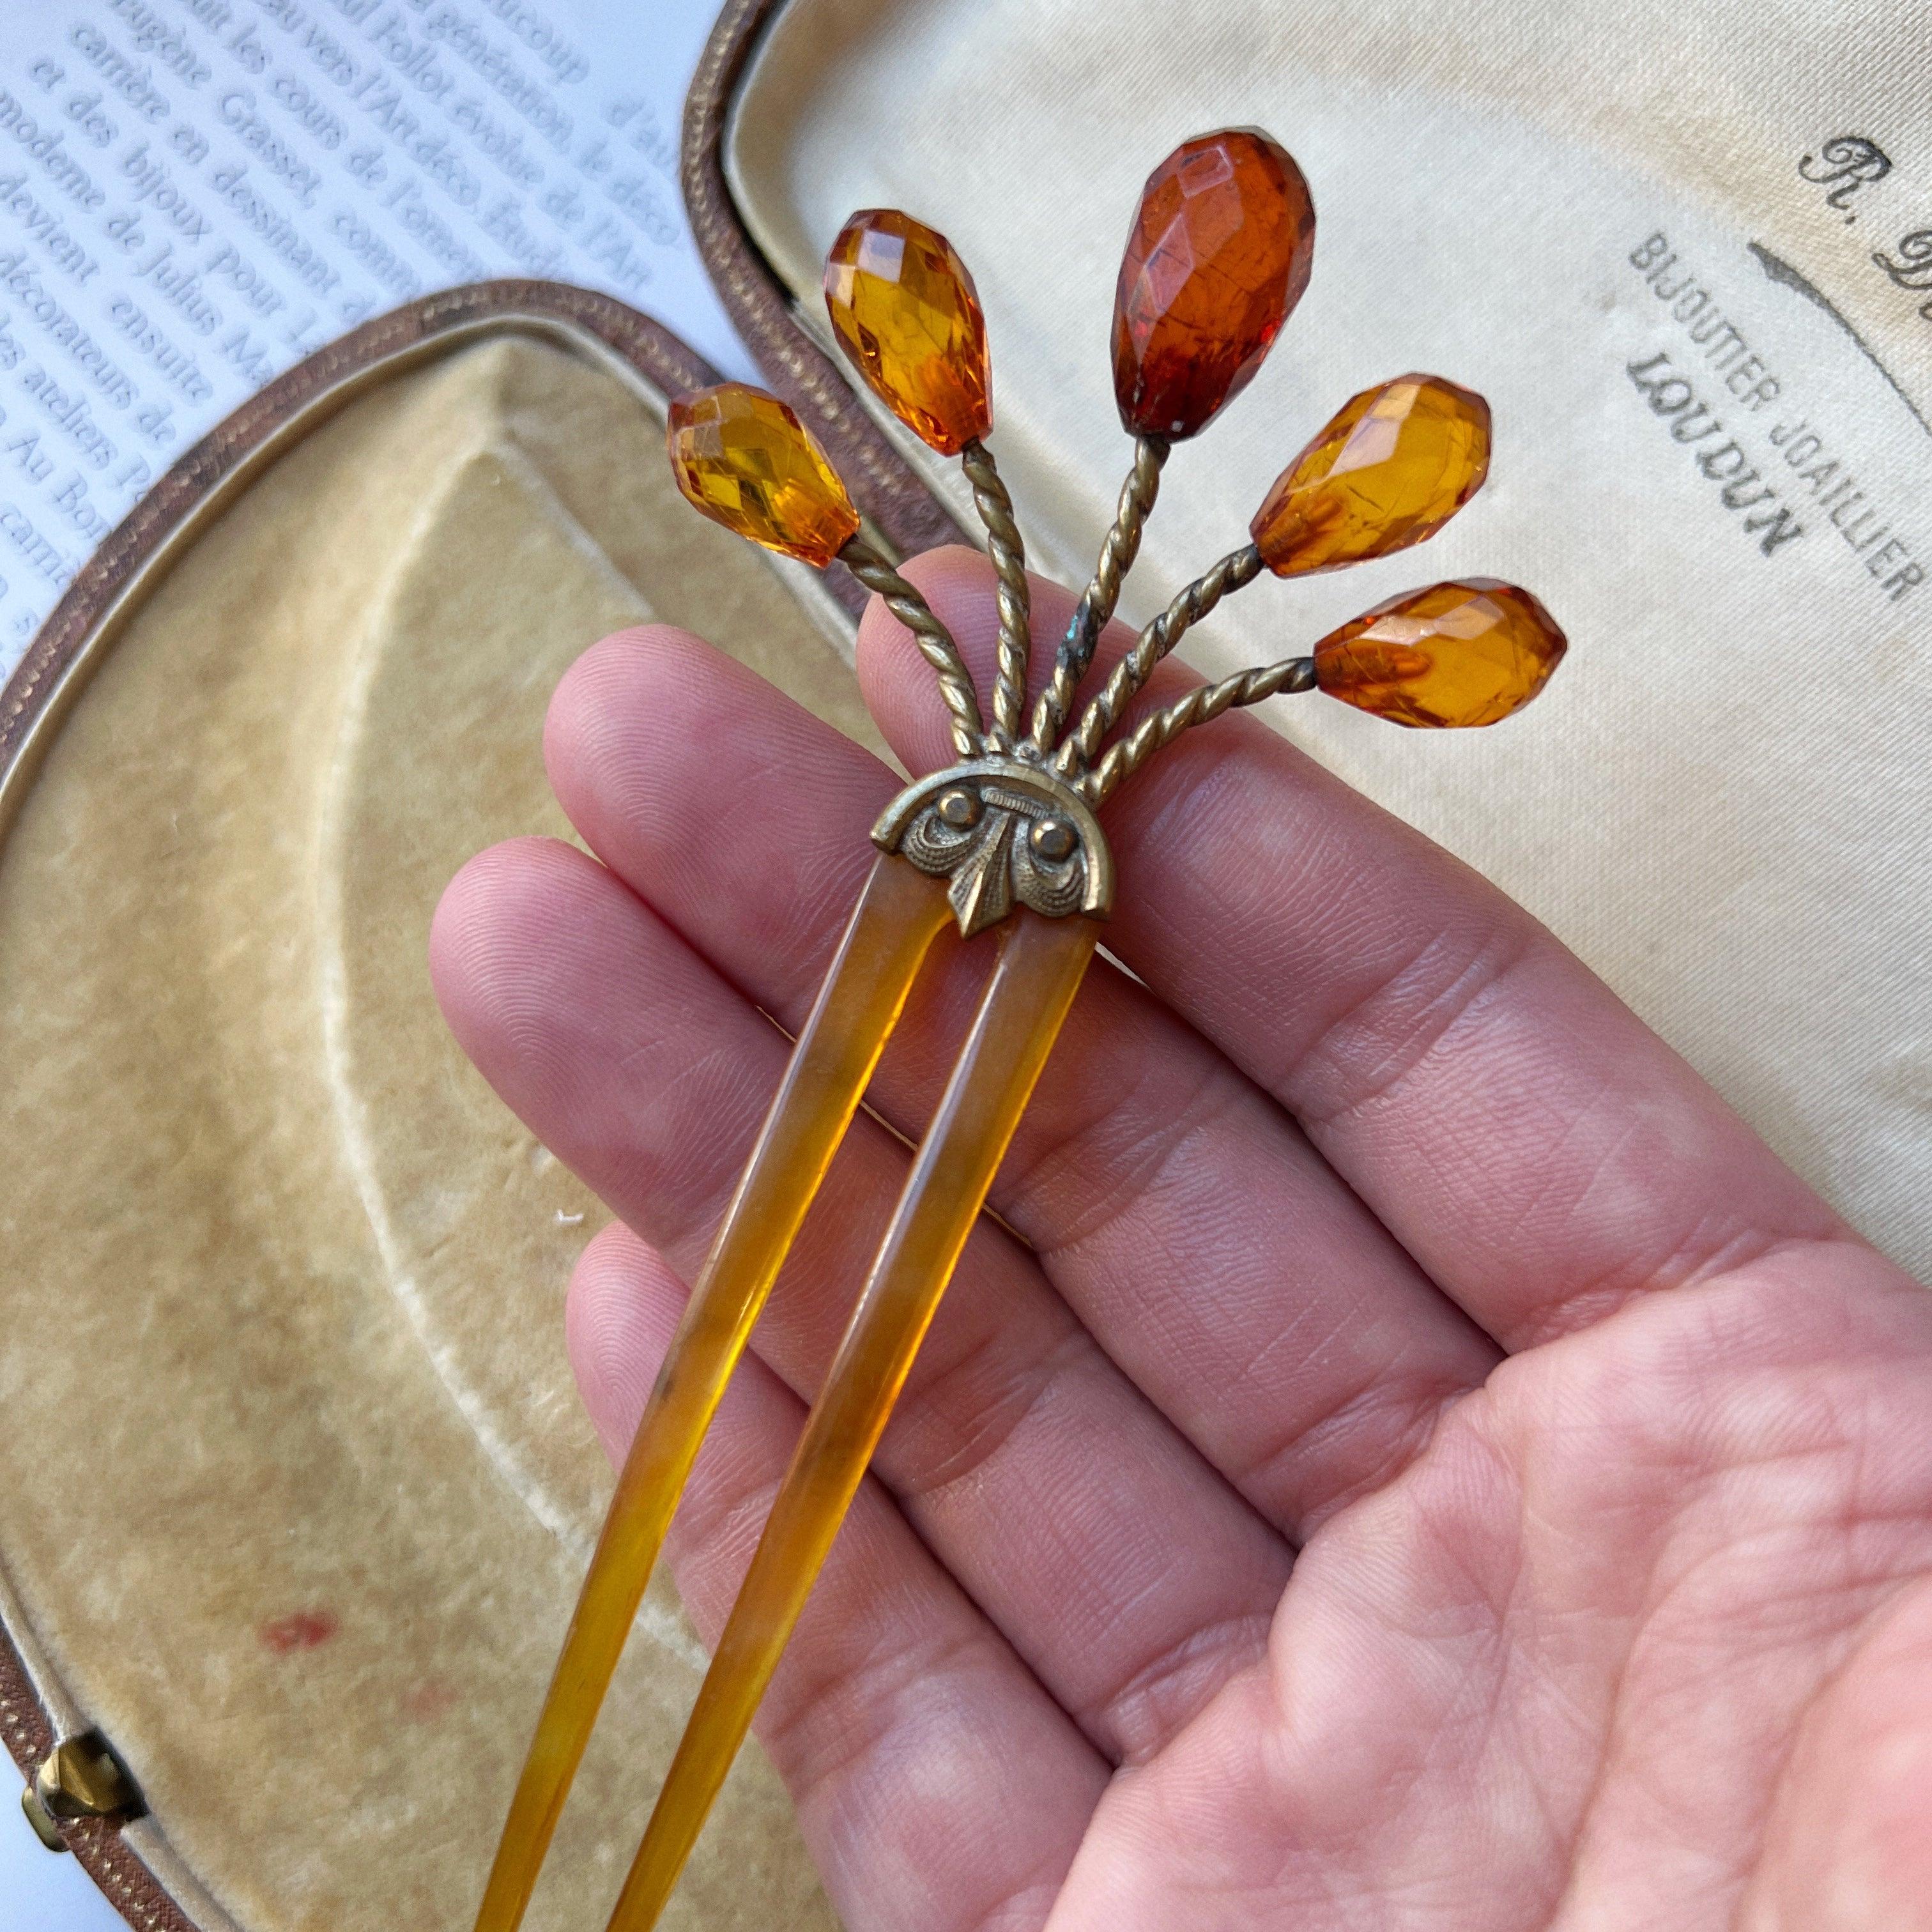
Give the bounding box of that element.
[431,548,1932,1932]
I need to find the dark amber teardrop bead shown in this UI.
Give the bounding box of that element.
[1252,375,1491,577]
[825,209,992,455]
[1313,579,1566,726]
[666,383,859,568]
[1112,128,1315,440]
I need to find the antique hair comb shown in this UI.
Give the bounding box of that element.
[473,129,1566,1932]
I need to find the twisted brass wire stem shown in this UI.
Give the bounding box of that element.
[1031,435,1169,757]
[960,440,1030,751]
[1058,541,1266,776]
[1083,656,1317,806]
[840,533,983,760]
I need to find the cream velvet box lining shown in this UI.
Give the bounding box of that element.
[726,0,1932,1276]
[0,333,855,1932]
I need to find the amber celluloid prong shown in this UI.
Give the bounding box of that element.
[471,856,953,1932]
[602,907,1098,1932]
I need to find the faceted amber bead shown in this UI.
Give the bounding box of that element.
[666,383,859,567]
[825,209,992,455]
[1112,129,1315,440]
[1252,374,1491,576]
[1312,579,1566,727]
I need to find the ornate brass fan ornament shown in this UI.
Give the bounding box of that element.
[473,128,1567,1932]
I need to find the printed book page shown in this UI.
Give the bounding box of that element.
[0,0,750,677]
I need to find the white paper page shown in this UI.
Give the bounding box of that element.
[0,0,751,681]
[0,5,739,1920]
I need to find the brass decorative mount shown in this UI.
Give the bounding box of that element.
[872,756,1115,937]
[848,483,1308,939]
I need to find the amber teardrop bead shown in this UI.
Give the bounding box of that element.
[666,383,859,568]
[1252,374,1491,578]
[825,209,992,455]
[1112,128,1315,440]
[1313,578,1566,727]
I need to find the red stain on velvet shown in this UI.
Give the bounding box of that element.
[259,1609,339,1653]
[403,1678,456,1723]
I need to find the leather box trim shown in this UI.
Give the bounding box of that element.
[682,0,965,564]
[0,282,723,839]
[0,1634,193,1932]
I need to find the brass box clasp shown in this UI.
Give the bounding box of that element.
[20,1731,141,1852]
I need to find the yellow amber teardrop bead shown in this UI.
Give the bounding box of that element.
[825,209,992,455]
[1313,578,1566,727]
[1251,374,1491,576]
[666,383,859,568]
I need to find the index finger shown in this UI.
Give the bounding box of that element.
[857,548,1866,1352]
